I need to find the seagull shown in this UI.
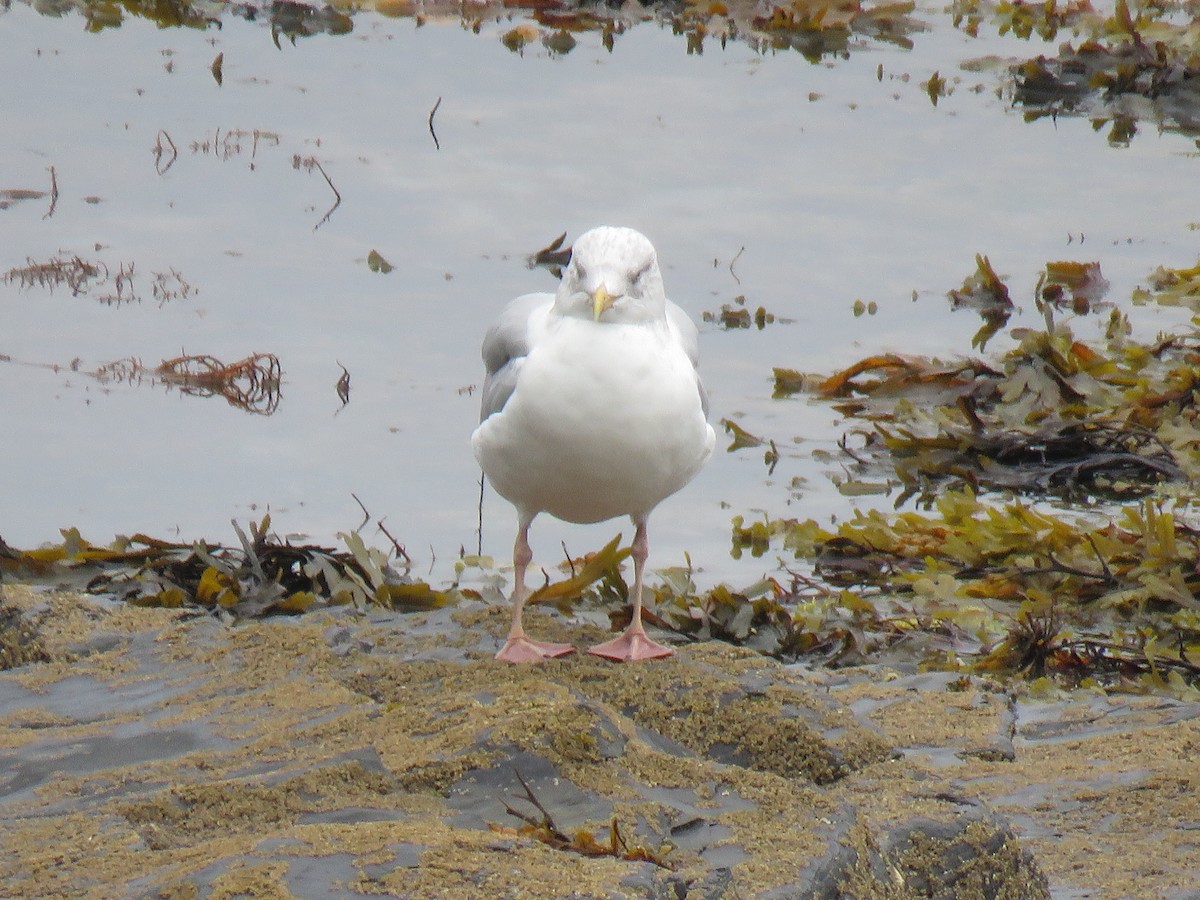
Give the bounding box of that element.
[472,226,716,663]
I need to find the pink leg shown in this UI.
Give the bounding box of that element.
[495,517,575,663]
[586,518,673,662]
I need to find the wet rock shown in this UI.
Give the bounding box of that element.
[445,748,616,831]
[6,587,1197,897]
[323,622,374,656]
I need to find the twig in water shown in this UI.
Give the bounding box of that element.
[249,130,279,172]
[837,433,868,465]
[428,96,442,151]
[1086,533,1114,583]
[477,472,486,557]
[312,159,341,231]
[729,245,745,285]
[44,166,58,220]
[154,130,178,175]
[351,492,371,531]
[377,519,412,565]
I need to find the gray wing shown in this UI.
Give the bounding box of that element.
[666,299,710,419]
[479,293,553,422]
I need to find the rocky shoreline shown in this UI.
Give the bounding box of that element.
[1,583,1198,898]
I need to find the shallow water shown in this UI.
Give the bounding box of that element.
[1,0,1196,587]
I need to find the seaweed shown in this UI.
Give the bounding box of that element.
[958,0,1200,143]
[715,250,1200,690]
[800,257,1200,505]
[0,516,458,616]
[155,353,282,414]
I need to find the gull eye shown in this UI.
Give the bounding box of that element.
[574,260,587,281]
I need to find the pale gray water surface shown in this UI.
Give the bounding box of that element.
[1,1,1197,587]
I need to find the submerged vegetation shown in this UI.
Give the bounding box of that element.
[3,252,191,306]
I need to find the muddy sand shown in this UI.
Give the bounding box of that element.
[2,583,1198,898]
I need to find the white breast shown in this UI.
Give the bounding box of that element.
[472,315,715,524]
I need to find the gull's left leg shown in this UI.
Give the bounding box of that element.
[586,517,674,662]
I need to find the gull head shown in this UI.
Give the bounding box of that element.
[554,226,667,324]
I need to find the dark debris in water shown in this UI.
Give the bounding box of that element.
[865,415,1184,507]
[528,231,572,279]
[702,294,782,330]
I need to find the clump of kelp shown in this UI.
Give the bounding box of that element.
[782,254,1193,507]
[954,0,1200,143]
[720,251,1200,694]
[0,516,456,617]
[727,489,1200,690]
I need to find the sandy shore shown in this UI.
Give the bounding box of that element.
[2,583,1198,898]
